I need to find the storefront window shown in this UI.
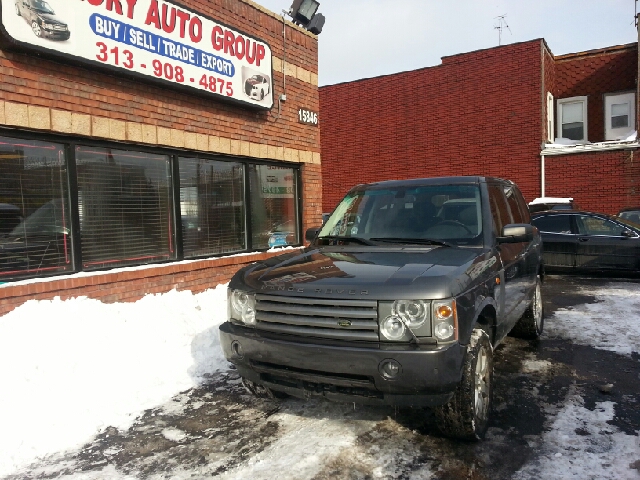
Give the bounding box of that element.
[249,165,298,249]
[178,157,245,257]
[0,136,72,279]
[76,147,174,270]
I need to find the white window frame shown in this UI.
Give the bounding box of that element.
[546,92,554,143]
[604,91,635,141]
[557,96,588,144]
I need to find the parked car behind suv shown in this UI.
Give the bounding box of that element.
[220,177,543,440]
[531,209,640,273]
[617,207,640,225]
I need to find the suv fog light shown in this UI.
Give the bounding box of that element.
[381,315,406,340]
[379,359,401,380]
[434,321,454,340]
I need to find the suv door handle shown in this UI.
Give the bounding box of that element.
[578,237,590,242]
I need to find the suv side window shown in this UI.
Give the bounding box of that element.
[504,185,527,224]
[488,184,512,234]
[531,214,573,234]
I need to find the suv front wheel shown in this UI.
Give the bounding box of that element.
[434,328,493,440]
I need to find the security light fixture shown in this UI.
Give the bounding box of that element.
[288,0,325,34]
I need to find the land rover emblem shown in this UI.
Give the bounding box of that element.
[338,320,352,328]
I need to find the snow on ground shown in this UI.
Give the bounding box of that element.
[1,280,640,478]
[544,282,640,357]
[514,396,640,480]
[0,285,230,477]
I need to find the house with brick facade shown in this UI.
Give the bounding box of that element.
[0,0,321,315]
[319,38,639,216]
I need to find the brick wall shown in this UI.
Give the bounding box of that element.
[319,40,545,212]
[544,150,640,214]
[554,44,638,143]
[0,249,299,317]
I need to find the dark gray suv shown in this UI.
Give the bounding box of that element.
[220,176,543,440]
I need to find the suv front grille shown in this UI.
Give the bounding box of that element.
[255,294,379,341]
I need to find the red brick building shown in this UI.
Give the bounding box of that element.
[0,0,321,315]
[319,39,639,215]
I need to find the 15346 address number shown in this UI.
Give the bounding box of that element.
[298,108,318,126]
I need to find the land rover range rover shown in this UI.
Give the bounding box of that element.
[219,176,543,440]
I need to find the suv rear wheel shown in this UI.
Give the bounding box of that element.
[510,276,544,339]
[434,328,493,440]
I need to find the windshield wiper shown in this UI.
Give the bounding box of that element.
[317,235,377,246]
[370,237,453,248]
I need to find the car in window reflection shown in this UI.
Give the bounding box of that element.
[0,199,71,275]
[15,0,71,41]
[267,220,296,248]
[617,207,640,225]
[530,210,640,274]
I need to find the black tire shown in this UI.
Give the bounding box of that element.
[434,328,493,440]
[16,3,21,15]
[510,276,544,339]
[260,89,265,100]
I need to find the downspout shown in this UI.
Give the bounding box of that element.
[541,155,545,197]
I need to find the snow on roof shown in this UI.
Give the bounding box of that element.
[529,197,573,205]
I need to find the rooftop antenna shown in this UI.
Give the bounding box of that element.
[494,14,511,46]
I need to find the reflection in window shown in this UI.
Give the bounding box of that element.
[179,157,245,257]
[249,165,298,249]
[0,136,72,279]
[76,147,174,270]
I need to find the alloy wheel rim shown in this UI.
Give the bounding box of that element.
[474,346,490,421]
[32,23,41,36]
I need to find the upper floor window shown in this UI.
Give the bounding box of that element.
[557,96,588,143]
[604,92,635,141]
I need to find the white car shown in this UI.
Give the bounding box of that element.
[244,74,270,101]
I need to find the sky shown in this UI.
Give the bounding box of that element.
[1,274,639,478]
[252,0,639,86]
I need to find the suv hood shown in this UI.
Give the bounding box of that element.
[235,246,497,300]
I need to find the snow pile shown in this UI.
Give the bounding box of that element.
[514,397,640,479]
[545,282,640,356]
[0,285,230,477]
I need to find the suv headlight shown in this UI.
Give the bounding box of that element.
[378,300,431,342]
[378,299,458,343]
[228,289,256,326]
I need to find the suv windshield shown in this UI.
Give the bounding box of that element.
[31,0,55,14]
[319,184,483,246]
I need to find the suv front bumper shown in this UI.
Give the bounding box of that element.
[219,322,466,407]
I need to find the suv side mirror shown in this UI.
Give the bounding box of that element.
[621,229,636,238]
[305,227,321,242]
[498,224,534,243]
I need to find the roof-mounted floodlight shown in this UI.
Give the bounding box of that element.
[288,0,325,34]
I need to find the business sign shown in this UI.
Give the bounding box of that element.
[0,0,273,109]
